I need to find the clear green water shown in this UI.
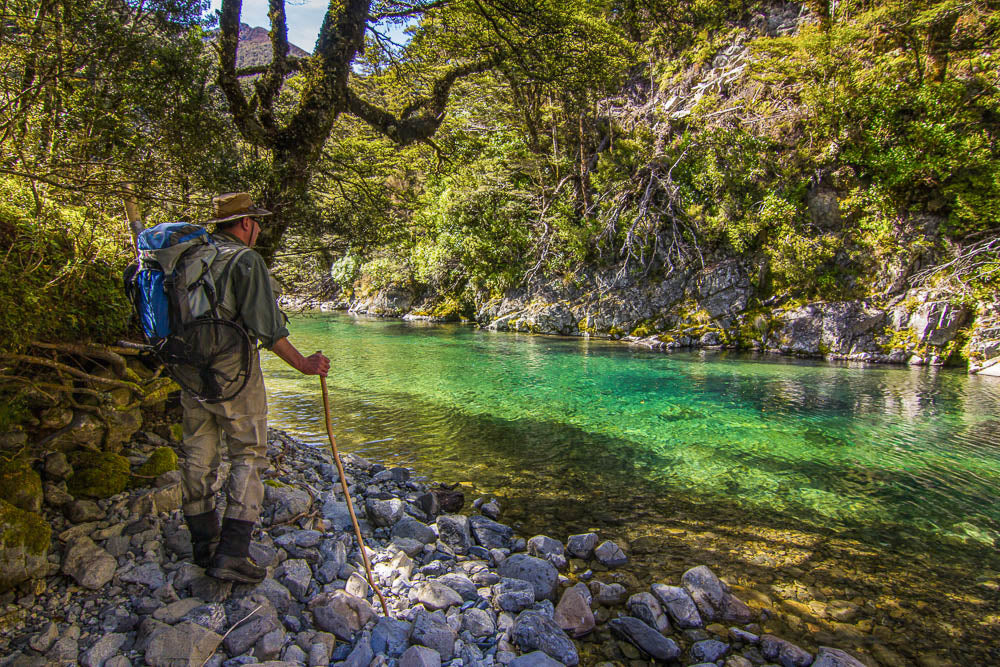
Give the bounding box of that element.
[261,312,1000,558]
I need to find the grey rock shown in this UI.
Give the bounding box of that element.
[265,485,313,525]
[554,582,595,638]
[462,608,496,637]
[278,558,312,602]
[627,592,670,634]
[392,517,437,545]
[593,541,627,567]
[609,616,680,662]
[45,452,73,480]
[119,561,166,590]
[181,603,228,634]
[436,514,472,554]
[345,572,370,598]
[274,530,323,549]
[81,632,127,667]
[255,578,293,615]
[307,590,376,640]
[64,500,104,523]
[104,657,131,667]
[589,581,627,606]
[493,578,536,613]
[254,627,285,661]
[340,630,374,667]
[152,598,204,624]
[776,301,885,357]
[410,581,463,611]
[512,610,579,666]
[730,627,759,644]
[691,639,730,662]
[812,647,865,667]
[144,621,222,666]
[47,625,81,665]
[398,645,442,667]
[282,644,308,664]
[497,554,558,601]
[651,584,703,628]
[410,609,457,661]
[761,634,813,667]
[365,496,406,527]
[469,515,514,550]
[681,565,727,621]
[223,600,280,656]
[910,298,969,346]
[435,573,478,601]
[62,536,116,589]
[694,259,751,320]
[29,621,59,652]
[508,651,566,667]
[565,533,598,560]
[480,500,501,520]
[371,616,411,658]
[526,535,564,561]
[44,481,74,507]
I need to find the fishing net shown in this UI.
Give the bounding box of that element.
[156,318,252,403]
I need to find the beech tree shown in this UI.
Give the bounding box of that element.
[216,0,629,262]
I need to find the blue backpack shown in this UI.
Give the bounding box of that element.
[125,222,253,402]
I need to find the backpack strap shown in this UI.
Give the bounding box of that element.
[214,247,252,320]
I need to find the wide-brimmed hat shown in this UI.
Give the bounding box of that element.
[206,192,272,225]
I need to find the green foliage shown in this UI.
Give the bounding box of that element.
[0,179,132,352]
[66,451,131,499]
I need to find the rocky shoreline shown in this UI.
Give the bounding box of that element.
[0,426,875,667]
[279,264,1000,377]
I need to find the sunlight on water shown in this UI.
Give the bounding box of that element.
[262,312,1000,556]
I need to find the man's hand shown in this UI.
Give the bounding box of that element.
[300,351,330,377]
[271,338,330,377]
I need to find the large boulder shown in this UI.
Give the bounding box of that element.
[145,620,222,666]
[609,616,681,662]
[62,536,116,589]
[0,498,50,592]
[497,554,558,601]
[66,451,130,498]
[0,455,43,513]
[775,301,885,356]
[909,297,969,346]
[308,590,376,640]
[512,610,579,666]
[469,514,515,550]
[264,483,312,524]
[693,259,752,321]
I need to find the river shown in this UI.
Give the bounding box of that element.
[261,312,1000,664]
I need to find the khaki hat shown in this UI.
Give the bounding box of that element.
[206,192,273,225]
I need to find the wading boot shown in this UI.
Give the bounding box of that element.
[207,518,265,584]
[185,510,220,569]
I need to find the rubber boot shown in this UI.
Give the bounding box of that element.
[185,510,220,569]
[207,518,266,584]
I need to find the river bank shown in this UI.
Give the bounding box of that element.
[0,424,883,666]
[280,254,1000,377]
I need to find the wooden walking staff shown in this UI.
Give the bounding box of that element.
[320,374,389,616]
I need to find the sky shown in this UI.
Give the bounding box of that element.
[206,1,411,54]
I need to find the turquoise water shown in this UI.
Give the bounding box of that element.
[261,312,1000,559]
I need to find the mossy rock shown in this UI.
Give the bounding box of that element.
[66,451,130,498]
[0,455,42,513]
[169,423,184,443]
[132,446,178,487]
[0,498,50,593]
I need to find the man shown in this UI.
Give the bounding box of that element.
[182,192,330,584]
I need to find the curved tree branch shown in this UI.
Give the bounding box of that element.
[347,57,497,145]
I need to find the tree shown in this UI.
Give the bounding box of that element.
[216,0,630,263]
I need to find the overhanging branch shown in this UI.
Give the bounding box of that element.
[347,57,496,144]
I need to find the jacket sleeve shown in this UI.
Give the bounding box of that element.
[230,250,290,349]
